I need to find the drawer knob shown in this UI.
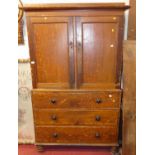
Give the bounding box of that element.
[96,98,102,104]
[51,115,57,120]
[53,133,58,138]
[51,99,56,104]
[95,115,101,121]
[95,132,100,138]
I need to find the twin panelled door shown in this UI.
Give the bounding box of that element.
[28,16,121,89]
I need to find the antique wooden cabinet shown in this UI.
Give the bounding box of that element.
[23,3,129,152]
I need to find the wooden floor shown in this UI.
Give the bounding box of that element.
[18,145,112,155]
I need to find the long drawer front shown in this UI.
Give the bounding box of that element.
[35,126,118,144]
[34,109,119,126]
[32,90,121,109]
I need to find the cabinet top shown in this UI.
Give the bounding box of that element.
[21,3,130,11]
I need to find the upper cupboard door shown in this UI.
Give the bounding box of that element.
[76,16,123,89]
[27,17,74,89]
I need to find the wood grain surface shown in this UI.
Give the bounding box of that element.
[35,126,118,144]
[34,109,119,126]
[21,3,129,11]
[122,40,136,155]
[128,0,136,40]
[76,16,123,89]
[32,90,121,109]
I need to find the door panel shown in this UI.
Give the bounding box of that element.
[76,17,122,89]
[27,17,74,88]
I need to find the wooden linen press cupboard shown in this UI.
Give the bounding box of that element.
[23,3,129,152]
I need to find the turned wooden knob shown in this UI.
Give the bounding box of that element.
[95,132,100,138]
[51,115,57,120]
[95,115,101,121]
[53,133,58,138]
[96,98,102,104]
[51,99,56,104]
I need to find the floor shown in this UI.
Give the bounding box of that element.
[18,145,112,155]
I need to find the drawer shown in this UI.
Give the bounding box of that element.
[32,90,121,109]
[35,126,118,144]
[34,109,119,126]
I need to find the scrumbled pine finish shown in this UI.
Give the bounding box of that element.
[23,3,129,152]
